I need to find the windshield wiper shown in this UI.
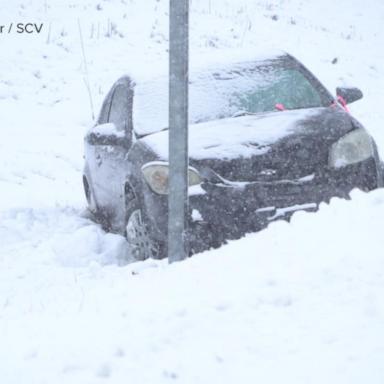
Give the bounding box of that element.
[231,110,258,118]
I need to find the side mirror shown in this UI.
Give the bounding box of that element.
[86,123,131,149]
[336,86,363,105]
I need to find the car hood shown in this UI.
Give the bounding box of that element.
[140,107,354,181]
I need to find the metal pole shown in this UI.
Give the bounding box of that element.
[168,0,189,263]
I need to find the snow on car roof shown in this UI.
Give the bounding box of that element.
[126,49,288,136]
[125,49,287,82]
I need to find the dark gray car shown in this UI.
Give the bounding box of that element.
[83,52,383,260]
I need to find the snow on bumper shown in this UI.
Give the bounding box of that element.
[187,158,380,253]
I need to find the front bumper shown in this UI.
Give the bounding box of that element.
[187,158,381,253]
[143,157,381,254]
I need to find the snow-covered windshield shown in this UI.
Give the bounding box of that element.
[133,58,329,136]
[228,67,324,114]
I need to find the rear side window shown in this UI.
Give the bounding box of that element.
[108,85,130,132]
[97,96,111,125]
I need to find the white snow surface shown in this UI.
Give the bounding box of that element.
[1,1,384,383]
[92,123,125,138]
[142,109,318,160]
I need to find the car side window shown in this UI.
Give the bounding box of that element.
[97,94,112,125]
[108,84,131,133]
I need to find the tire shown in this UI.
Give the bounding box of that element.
[125,198,165,261]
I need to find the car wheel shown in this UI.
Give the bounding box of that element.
[125,198,165,261]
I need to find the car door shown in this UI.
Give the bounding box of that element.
[86,79,133,230]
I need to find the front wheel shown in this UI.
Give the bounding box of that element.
[125,198,165,261]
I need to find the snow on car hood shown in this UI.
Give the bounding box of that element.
[140,108,323,160]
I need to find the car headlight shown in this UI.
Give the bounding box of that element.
[329,129,374,168]
[141,162,202,195]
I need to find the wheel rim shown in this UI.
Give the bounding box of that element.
[126,209,158,260]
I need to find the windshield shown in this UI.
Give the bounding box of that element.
[229,67,325,114]
[132,57,332,136]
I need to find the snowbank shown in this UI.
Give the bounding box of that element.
[1,189,384,383]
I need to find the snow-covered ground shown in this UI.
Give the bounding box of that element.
[1,1,384,383]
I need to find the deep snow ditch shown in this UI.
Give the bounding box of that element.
[1,189,384,384]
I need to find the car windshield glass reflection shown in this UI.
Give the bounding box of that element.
[133,58,331,136]
[229,67,323,114]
